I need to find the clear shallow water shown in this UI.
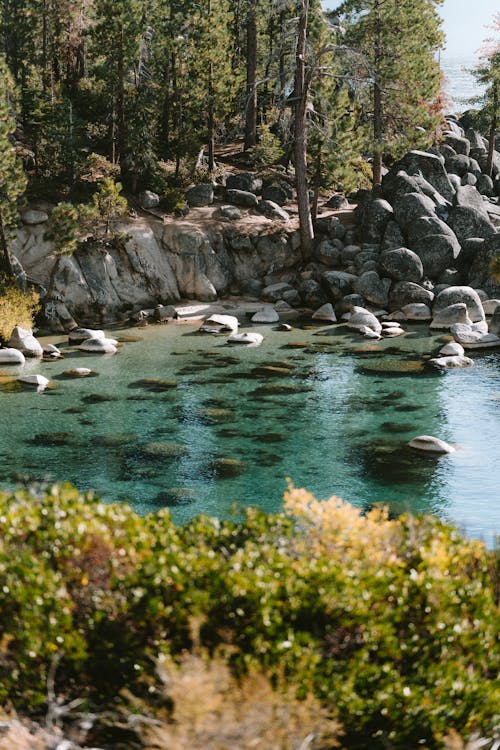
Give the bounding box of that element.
[0,321,499,545]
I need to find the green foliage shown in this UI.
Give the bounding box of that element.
[92,178,128,234]
[0,278,39,342]
[248,122,284,167]
[159,188,188,214]
[44,203,96,257]
[0,483,497,748]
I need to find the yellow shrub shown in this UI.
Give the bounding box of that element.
[0,280,40,342]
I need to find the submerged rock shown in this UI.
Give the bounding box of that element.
[408,435,455,454]
[207,457,247,478]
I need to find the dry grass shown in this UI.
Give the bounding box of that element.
[142,653,340,750]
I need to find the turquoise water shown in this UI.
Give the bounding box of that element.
[0,320,499,545]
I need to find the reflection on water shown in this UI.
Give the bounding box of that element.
[0,321,499,545]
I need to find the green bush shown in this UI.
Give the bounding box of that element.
[0,483,497,748]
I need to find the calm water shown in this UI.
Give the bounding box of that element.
[441,56,485,114]
[0,320,499,545]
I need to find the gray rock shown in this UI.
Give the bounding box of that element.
[447,205,497,243]
[256,200,289,221]
[400,302,432,320]
[346,306,382,334]
[482,299,500,315]
[428,355,474,369]
[430,302,472,329]
[261,184,289,206]
[468,233,500,288]
[382,220,406,250]
[314,239,341,267]
[0,347,25,364]
[298,278,326,307]
[321,270,358,301]
[390,150,455,202]
[461,173,477,186]
[138,190,160,209]
[476,174,495,197]
[439,341,465,356]
[393,192,437,232]
[444,133,470,156]
[225,189,258,208]
[454,185,489,216]
[411,233,461,279]
[325,193,349,209]
[388,281,434,311]
[251,307,279,323]
[21,209,49,225]
[353,271,391,307]
[226,173,262,194]
[68,327,105,343]
[8,326,43,357]
[489,305,500,335]
[408,435,455,453]
[262,282,296,302]
[450,323,500,349]
[433,285,485,322]
[406,215,457,246]
[360,198,393,242]
[312,303,337,322]
[216,205,243,221]
[446,154,471,177]
[379,247,423,282]
[185,184,214,207]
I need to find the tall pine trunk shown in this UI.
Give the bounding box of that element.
[372,4,383,187]
[244,0,257,151]
[294,0,314,261]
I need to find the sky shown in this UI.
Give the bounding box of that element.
[324,0,498,60]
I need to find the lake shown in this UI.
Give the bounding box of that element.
[0,319,499,545]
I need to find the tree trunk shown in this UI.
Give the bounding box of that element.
[294,0,314,261]
[207,0,215,171]
[486,81,498,178]
[372,4,383,187]
[117,28,126,165]
[0,211,15,279]
[244,0,257,151]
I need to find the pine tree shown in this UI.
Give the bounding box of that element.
[335,0,444,187]
[471,13,500,178]
[43,201,96,298]
[0,56,27,278]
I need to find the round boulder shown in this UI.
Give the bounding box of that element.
[0,347,25,365]
[185,184,214,207]
[389,282,434,311]
[379,247,423,282]
[430,302,472,329]
[393,192,437,232]
[433,285,485,323]
[410,234,461,279]
[8,326,43,357]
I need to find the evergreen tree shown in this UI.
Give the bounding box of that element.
[471,13,500,178]
[0,56,27,278]
[335,0,444,186]
[43,201,96,298]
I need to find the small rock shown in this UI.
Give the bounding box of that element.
[200,314,238,334]
[312,303,337,322]
[251,308,280,323]
[138,190,160,209]
[227,332,264,346]
[68,328,105,343]
[428,355,474,369]
[185,184,214,207]
[439,341,465,356]
[0,348,25,365]
[225,188,258,208]
[18,374,50,390]
[64,368,96,377]
[21,209,49,225]
[8,326,43,357]
[408,435,455,454]
[256,200,290,221]
[216,205,243,221]
[78,338,118,354]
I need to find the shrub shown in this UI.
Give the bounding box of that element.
[0,482,497,748]
[0,278,40,342]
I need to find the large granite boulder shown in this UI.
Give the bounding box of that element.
[225,189,258,208]
[382,220,406,250]
[346,306,382,334]
[314,239,341,267]
[388,281,434,311]
[406,215,458,246]
[298,278,327,307]
[379,247,423,282]
[444,133,470,156]
[468,233,500,288]
[321,270,358,301]
[261,184,290,206]
[410,233,461,279]
[225,173,262,194]
[454,185,489,216]
[8,326,43,357]
[388,150,455,202]
[359,198,393,242]
[353,271,391,307]
[430,302,472,329]
[446,205,497,243]
[393,192,437,232]
[262,282,297,302]
[450,323,500,349]
[185,184,214,207]
[432,285,485,322]
[446,154,471,177]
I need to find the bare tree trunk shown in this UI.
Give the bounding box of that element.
[486,81,498,178]
[117,28,126,165]
[0,211,15,279]
[244,0,257,151]
[207,0,215,171]
[294,0,314,261]
[372,3,383,187]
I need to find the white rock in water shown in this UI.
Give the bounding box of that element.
[482,299,500,315]
[227,332,264,346]
[312,303,337,322]
[79,338,117,354]
[428,355,474,369]
[18,374,50,390]
[381,321,402,329]
[439,341,464,356]
[64,368,95,377]
[8,326,43,357]
[0,348,25,365]
[43,344,62,358]
[68,328,105,343]
[408,435,455,454]
[359,326,381,339]
[251,308,280,323]
[450,324,500,349]
[200,314,239,334]
[347,306,382,334]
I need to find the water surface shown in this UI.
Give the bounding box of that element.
[0,320,498,545]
